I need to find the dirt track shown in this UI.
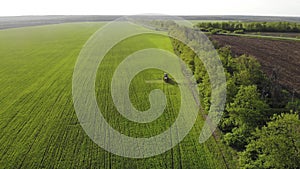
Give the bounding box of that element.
[211,35,300,94]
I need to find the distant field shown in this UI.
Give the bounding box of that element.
[246,32,300,39]
[0,23,228,168]
[190,20,230,24]
[218,32,300,41]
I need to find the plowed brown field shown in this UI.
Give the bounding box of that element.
[211,35,300,94]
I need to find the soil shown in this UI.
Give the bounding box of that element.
[210,35,300,94]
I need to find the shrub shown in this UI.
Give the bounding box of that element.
[233,29,244,34]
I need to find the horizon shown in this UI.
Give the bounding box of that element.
[1,14,300,17]
[1,0,299,17]
[1,14,300,20]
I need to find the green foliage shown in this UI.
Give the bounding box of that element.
[239,113,300,169]
[216,48,271,140]
[195,21,300,33]
[217,46,235,73]
[223,125,252,150]
[225,76,238,106]
[234,55,265,87]
[286,98,300,114]
[233,29,245,34]
[228,85,269,127]
[179,21,300,167]
[223,85,269,150]
[198,73,212,111]
[210,28,223,35]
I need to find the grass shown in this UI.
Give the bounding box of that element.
[218,32,300,41]
[0,22,229,168]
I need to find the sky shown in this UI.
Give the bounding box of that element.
[0,0,299,17]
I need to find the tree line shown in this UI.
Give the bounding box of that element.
[166,23,300,168]
[194,21,300,34]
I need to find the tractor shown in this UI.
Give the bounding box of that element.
[163,73,169,83]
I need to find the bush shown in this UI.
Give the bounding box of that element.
[198,27,209,32]
[233,29,244,34]
[220,30,230,34]
[210,28,223,35]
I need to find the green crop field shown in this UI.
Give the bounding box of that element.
[0,22,228,168]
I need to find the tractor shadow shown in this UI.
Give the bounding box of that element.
[165,78,178,86]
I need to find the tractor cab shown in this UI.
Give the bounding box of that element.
[163,73,169,82]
